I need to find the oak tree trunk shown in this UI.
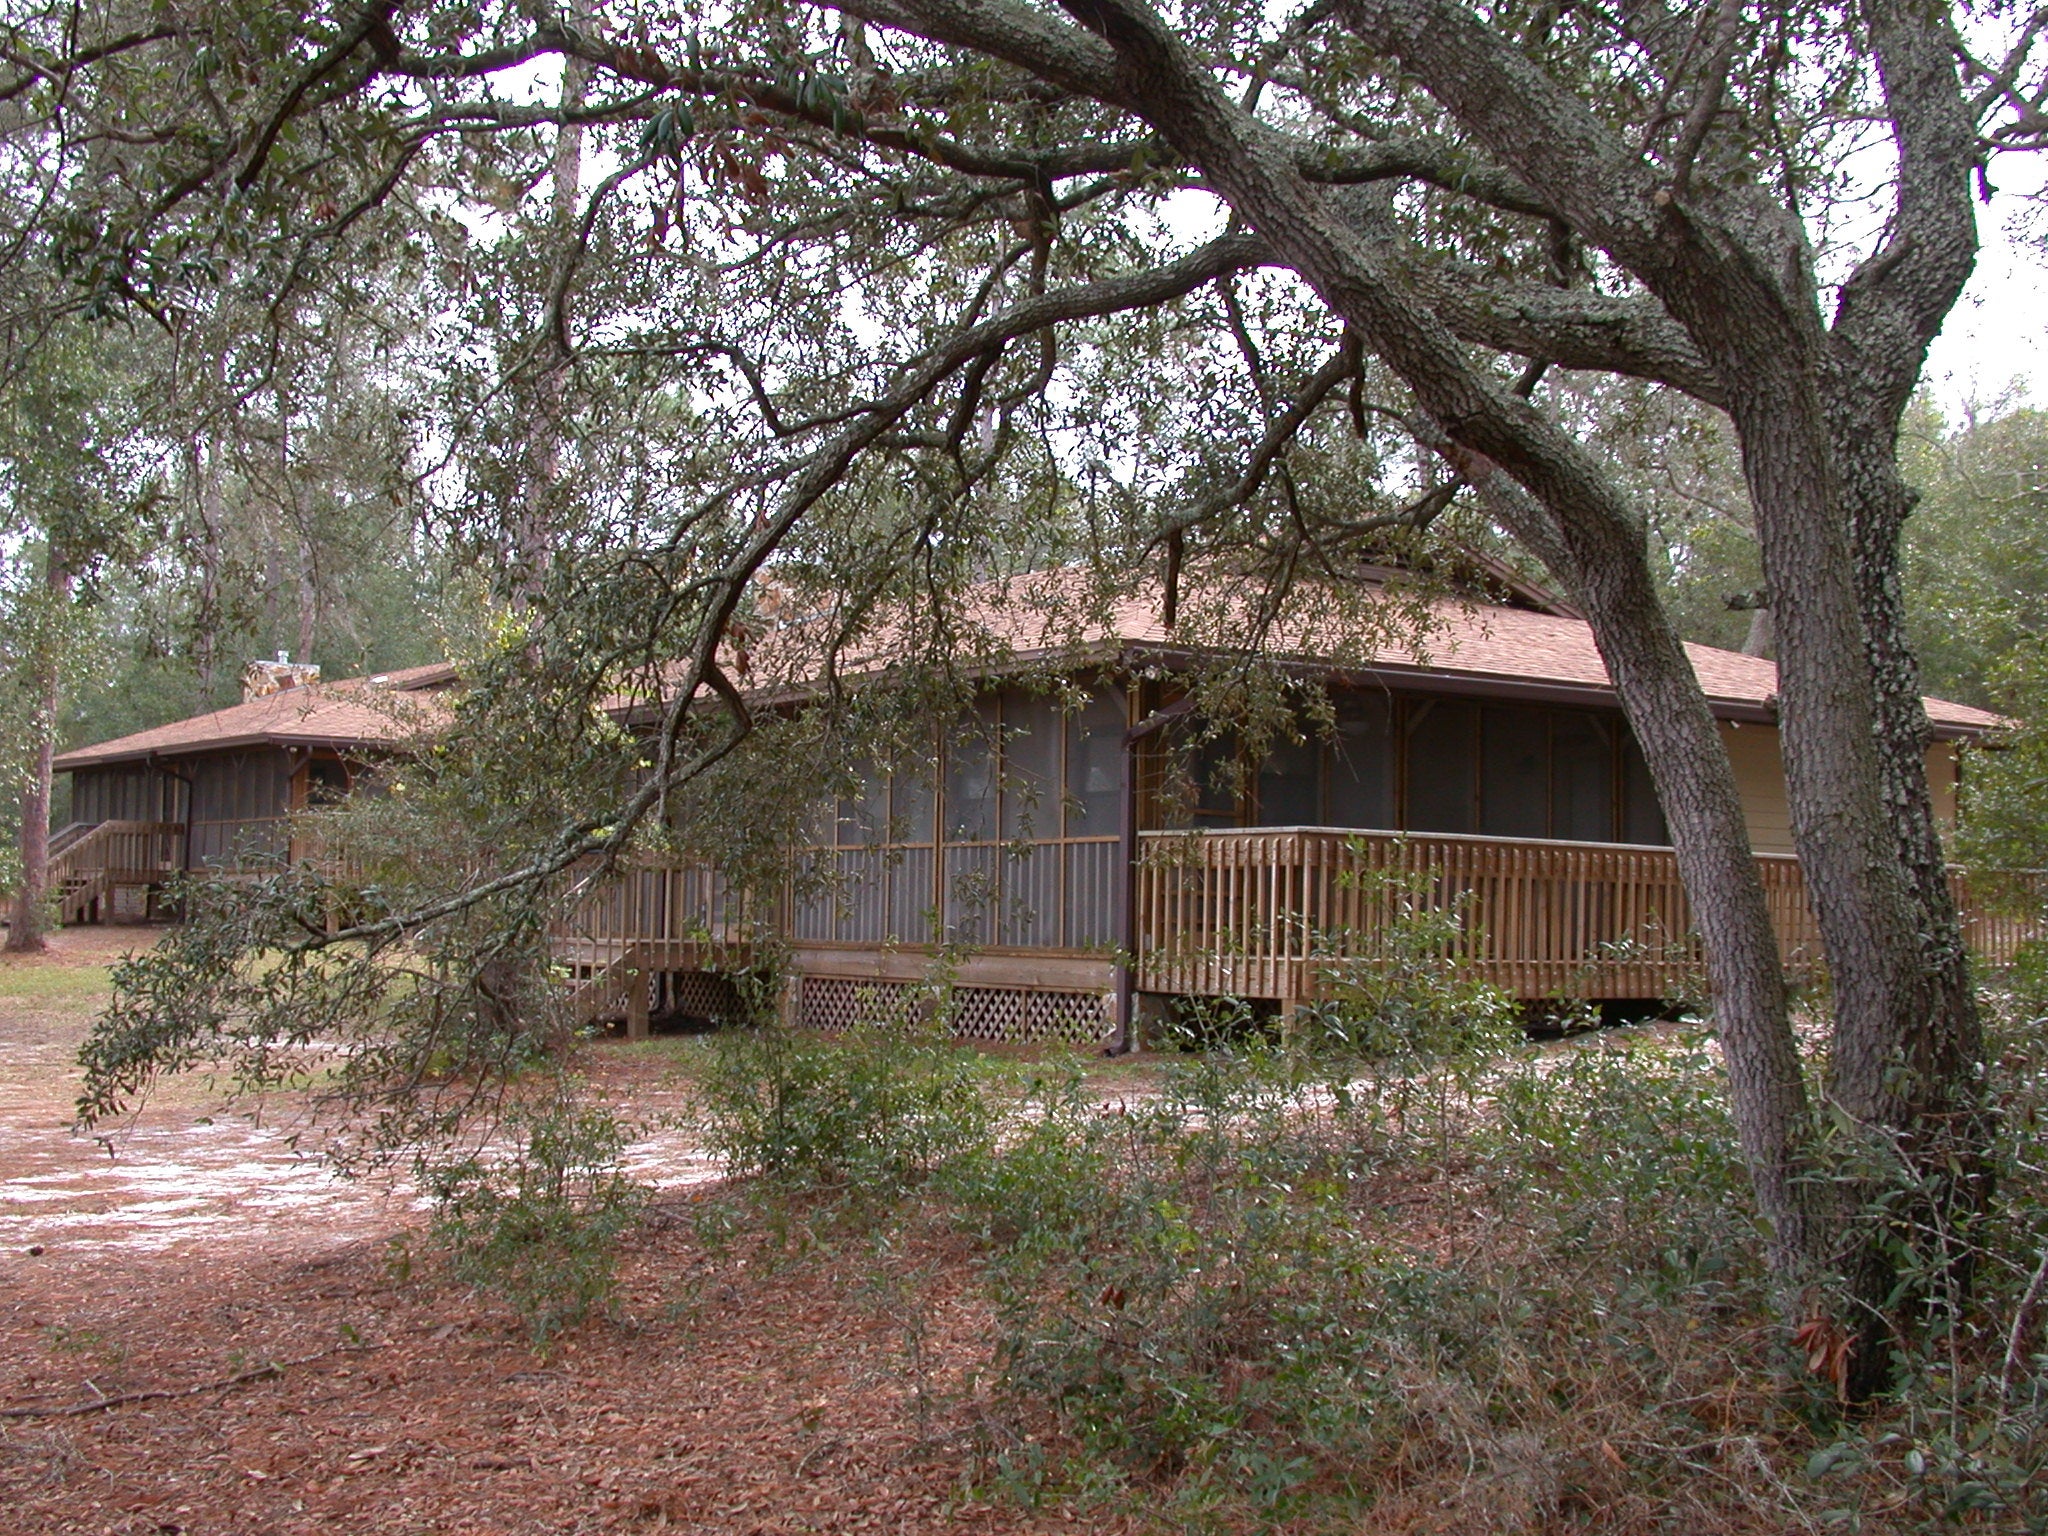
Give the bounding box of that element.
[7,560,72,953]
[1725,344,1987,1395]
[1471,477,1827,1276]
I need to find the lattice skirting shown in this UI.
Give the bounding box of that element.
[796,975,1112,1045]
[663,970,745,1023]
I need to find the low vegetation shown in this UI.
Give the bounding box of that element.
[48,911,2048,1528]
[651,969,2048,1532]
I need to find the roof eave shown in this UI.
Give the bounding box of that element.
[55,731,404,772]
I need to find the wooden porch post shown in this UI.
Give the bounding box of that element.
[1114,692,1195,1054]
[625,950,650,1041]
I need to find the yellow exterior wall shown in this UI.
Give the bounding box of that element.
[1718,721,1963,855]
[1720,721,1794,854]
[1927,740,1960,833]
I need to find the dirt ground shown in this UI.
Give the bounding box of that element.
[0,929,1100,1536]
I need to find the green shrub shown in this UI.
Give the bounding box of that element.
[427,1090,642,1345]
[934,1035,1799,1525]
[681,954,2048,1527]
[692,1022,1000,1191]
[1301,859,1522,1068]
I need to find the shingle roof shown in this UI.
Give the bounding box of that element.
[1322,601,1994,736]
[746,569,2000,738]
[53,663,457,771]
[55,572,2003,776]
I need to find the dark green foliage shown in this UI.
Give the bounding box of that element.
[1304,859,1523,1067]
[693,1022,1002,1191]
[1958,636,2048,883]
[1901,402,2048,709]
[78,854,645,1347]
[76,860,563,1173]
[428,1092,644,1345]
[686,1004,2048,1528]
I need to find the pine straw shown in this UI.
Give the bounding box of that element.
[0,938,2002,1533]
[0,1205,1109,1536]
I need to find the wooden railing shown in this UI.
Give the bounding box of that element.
[50,821,182,887]
[537,830,2048,1005]
[45,820,181,924]
[48,821,95,858]
[1133,828,2048,1003]
[549,857,774,970]
[1953,870,2048,967]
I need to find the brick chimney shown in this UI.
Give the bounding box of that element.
[242,650,322,702]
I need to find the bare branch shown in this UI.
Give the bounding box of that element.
[1668,0,1743,198]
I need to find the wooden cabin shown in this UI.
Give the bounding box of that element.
[553,573,2025,1045]
[48,659,454,922]
[47,580,2032,1047]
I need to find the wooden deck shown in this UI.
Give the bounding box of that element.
[1133,827,2048,1004]
[49,820,183,922]
[49,813,2048,1019]
[548,857,773,973]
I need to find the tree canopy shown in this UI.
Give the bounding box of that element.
[7,0,2046,1393]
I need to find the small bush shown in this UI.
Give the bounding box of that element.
[939,1037,1797,1526]
[1302,859,1522,1068]
[428,1091,643,1345]
[692,1022,1000,1191]
[673,942,2048,1527]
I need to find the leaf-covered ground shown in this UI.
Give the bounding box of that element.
[0,929,1091,1536]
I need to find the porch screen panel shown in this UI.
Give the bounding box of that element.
[795,757,925,943]
[942,843,1001,944]
[187,751,289,869]
[1480,706,1548,838]
[943,699,1011,944]
[1256,736,1320,826]
[1064,692,1123,836]
[1621,733,1670,845]
[999,843,1059,947]
[893,767,936,844]
[834,848,888,944]
[944,708,998,842]
[1058,690,1124,948]
[1327,694,1394,829]
[72,771,103,824]
[887,768,937,944]
[1063,838,1118,947]
[1551,714,1615,841]
[996,696,1060,946]
[837,759,889,846]
[790,847,838,942]
[1189,732,1241,824]
[74,766,178,824]
[1405,702,1477,834]
[1000,696,1059,842]
[795,689,1127,954]
[887,844,936,944]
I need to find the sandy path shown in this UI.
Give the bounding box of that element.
[0,929,724,1262]
[0,928,1080,1536]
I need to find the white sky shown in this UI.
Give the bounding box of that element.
[1923,155,2046,418]
[533,51,2041,426]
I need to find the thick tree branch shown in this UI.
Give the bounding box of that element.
[1830,0,1980,422]
[237,0,405,190]
[1361,236,1723,401]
